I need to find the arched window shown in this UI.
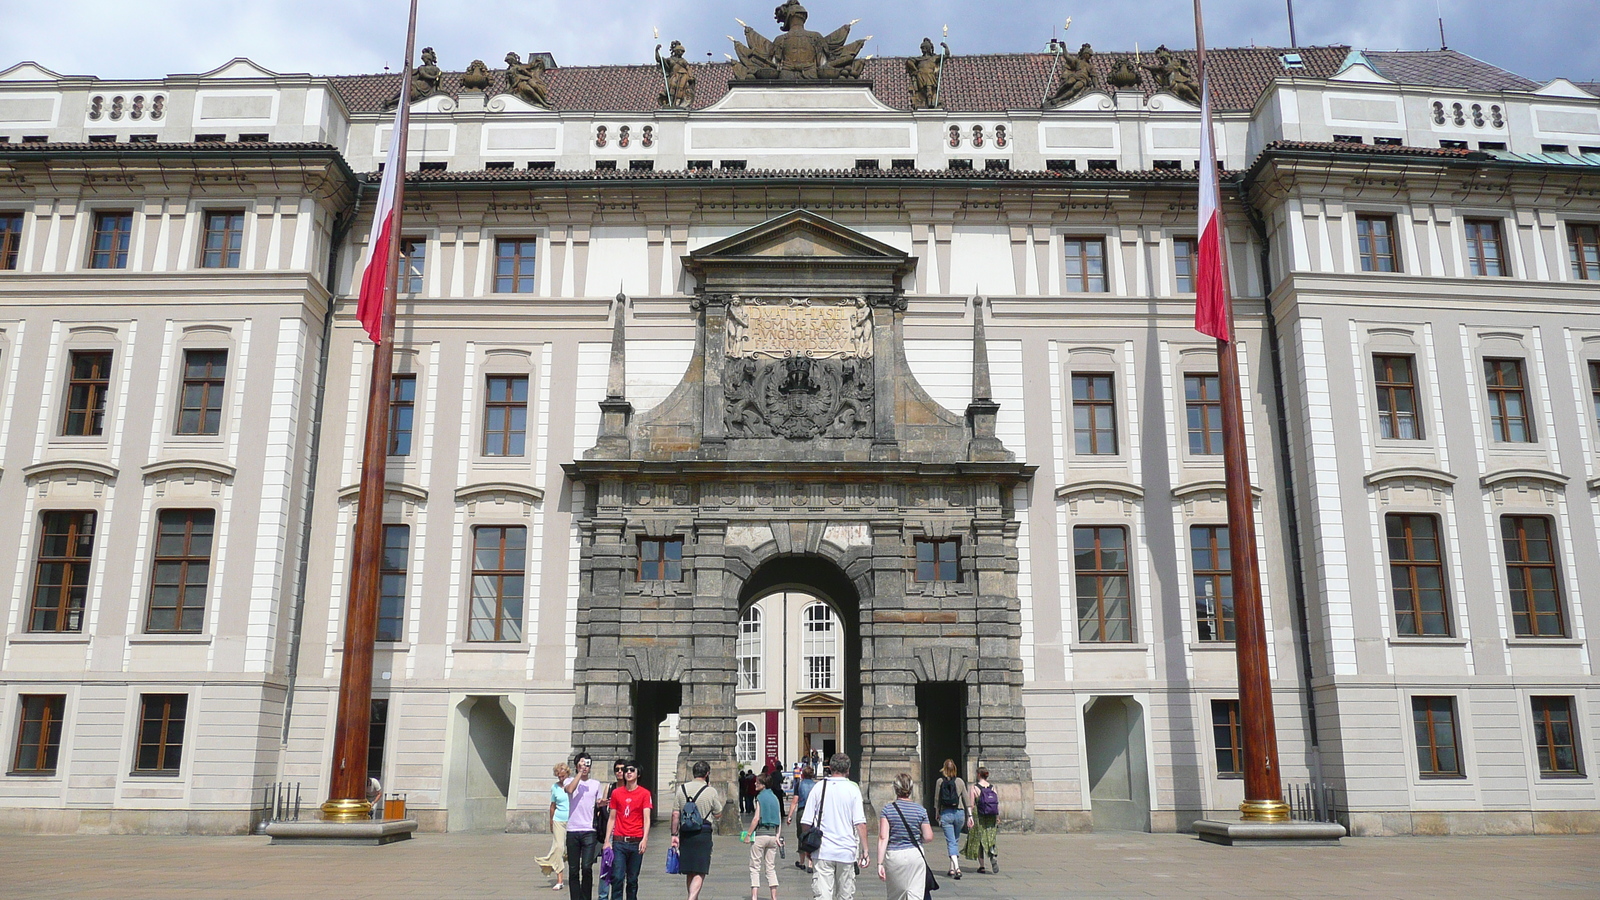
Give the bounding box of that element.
[737,720,758,764]
[801,602,838,691]
[738,605,763,691]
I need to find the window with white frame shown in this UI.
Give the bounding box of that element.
[736,720,758,764]
[738,605,763,691]
[801,602,838,691]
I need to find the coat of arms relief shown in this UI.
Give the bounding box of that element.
[723,297,875,440]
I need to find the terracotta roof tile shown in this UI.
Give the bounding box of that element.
[382,165,1213,186]
[1262,139,1489,159]
[1364,50,1538,92]
[0,140,340,152]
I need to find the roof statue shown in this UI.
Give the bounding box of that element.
[905,37,949,109]
[1108,57,1140,89]
[407,46,443,103]
[1142,45,1200,105]
[504,52,551,108]
[656,40,697,108]
[1046,43,1097,107]
[461,59,493,92]
[729,1,870,81]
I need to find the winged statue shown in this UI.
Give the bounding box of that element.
[729,1,870,81]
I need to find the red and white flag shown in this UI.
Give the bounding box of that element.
[1194,67,1230,342]
[354,104,406,343]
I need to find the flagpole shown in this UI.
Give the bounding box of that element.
[321,0,418,823]
[1194,0,1289,824]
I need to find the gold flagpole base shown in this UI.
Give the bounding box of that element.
[320,798,374,823]
[1239,799,1291,823]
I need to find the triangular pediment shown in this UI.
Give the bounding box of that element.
[793,692,844,709]
[691,209,909,263]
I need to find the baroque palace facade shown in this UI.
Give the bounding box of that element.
[2,7,1599,837]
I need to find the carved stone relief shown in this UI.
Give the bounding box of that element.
[724,355,874,440]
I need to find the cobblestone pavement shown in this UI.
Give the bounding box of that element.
[1,829,1597,899]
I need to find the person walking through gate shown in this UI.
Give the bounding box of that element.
[603,759,652,900]
[671,760,724,900]
[563,754,606,900]
[596,759,627,900]
[746,772,783,900]
[875,773,935,900]
[787,764,818,873]
[962,767,1000,875]
[799,752,868,900]
[538,763,572,891]
[740,766,758,816]
[932,760,972,880]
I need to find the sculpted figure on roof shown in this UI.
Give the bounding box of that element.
[905,37,948,109]
[461,59,493,92]
[504,52,552,108]
[1143,45,1200,105]
[657,40,697,108]
[409,47,443,102]
[729,1,870,81]
[1046,43,1097,107]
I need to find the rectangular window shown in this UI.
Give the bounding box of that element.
[388,374,416,457]
[175,349,227,436]
[468,525,525,642]
[1063,237,1108,292]
[398,238,425,294]
[638,537,684,582]
[1211,699,1242,777]
[1074,525,1132,642]
[10,695,66,775]
[1591,361,1600,434]
[378,525,408,643]
[1464,218,1507,277]
[62,349,113,436]
[1173,237,1197,293]
[1184,373,1222,455]
[200,210,245,269]
[1191,525,1235,641]
[1531,697,1581,777]
[0,211,22,270]
[482,375,528,457]
[29,511,96,633]
[1502,516,1567,637]
[1484,358,1533,443]
[1356,214,1399,273]
[145,509,215,634]
[1569,224,1599,280]
[914,537,960,583]
[367,699,389,783]
[1373,354,1422,440]
[133,694,187,774]
[90,210,133,269]
[494,238,537,293]
[1412,696,1463,777]
[1386,514,1450,637]
[1072,373,1118,455]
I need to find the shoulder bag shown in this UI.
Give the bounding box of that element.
[796,779,828,854]
[890,800,939,894]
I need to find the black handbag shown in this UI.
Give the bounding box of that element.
[890,801,939,894]
[797,780,827,854]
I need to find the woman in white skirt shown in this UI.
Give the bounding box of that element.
[875,773,936,900]
[535,763,571,891]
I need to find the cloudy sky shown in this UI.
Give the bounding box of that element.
[4,0,1596,84]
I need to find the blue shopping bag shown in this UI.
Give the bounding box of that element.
[665,846,681,875]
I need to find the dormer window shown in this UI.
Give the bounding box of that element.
[1280,52,1305,71]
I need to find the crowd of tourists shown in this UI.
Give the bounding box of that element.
[536,751,1003,900]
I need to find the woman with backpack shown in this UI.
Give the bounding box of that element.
[745,772,783,900]
[876,772,936,900]
[932,760,972,880]
[962,767,1000,875]
[670,760,724,900]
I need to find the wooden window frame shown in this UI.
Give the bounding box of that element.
[1191,524,1235,642]
[468,525,525,642]
[1412,695,1464,778]
[1589,361,1600,435]
[175,349,228,436]
[1173,237,1197,294]
[145,509,215,634]
[62,349,113,437]
[199,209,245,269]
[0,211,22,270]
[1074,525,1133,643]
[1373,354,1423,440]
[1184,373,1222,455]
[1211,699,1243,777]
[1071,372,1118,455]
[1356,214,1400,273]
[1569,223,1599,281]
[481,374,529,457]
[367,698,389,784]
[397,238,426,294]
[10,694,66,775]
[1063,236,1108,293]
[1484,358,1533,443]
[637,536,684,583]
[1386,513,1451,637]
[29,510,96,634]
[133,694,187,775]
[1501,515,1567,637]
[737,605,763,692]
[388,374,416,457]
[801,602,838,691]
[1464,218,1508,277]
[493,237,537,293]
[377,524,409,643]
[914,536,961,583]
[89,210,134,269]
[1531,696,1582,777]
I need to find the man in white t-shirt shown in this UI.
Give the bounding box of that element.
[799,753,868,900]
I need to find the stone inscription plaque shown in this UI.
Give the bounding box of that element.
[726,297,873,359]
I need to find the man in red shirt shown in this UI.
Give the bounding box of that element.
[603,759,652,900]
